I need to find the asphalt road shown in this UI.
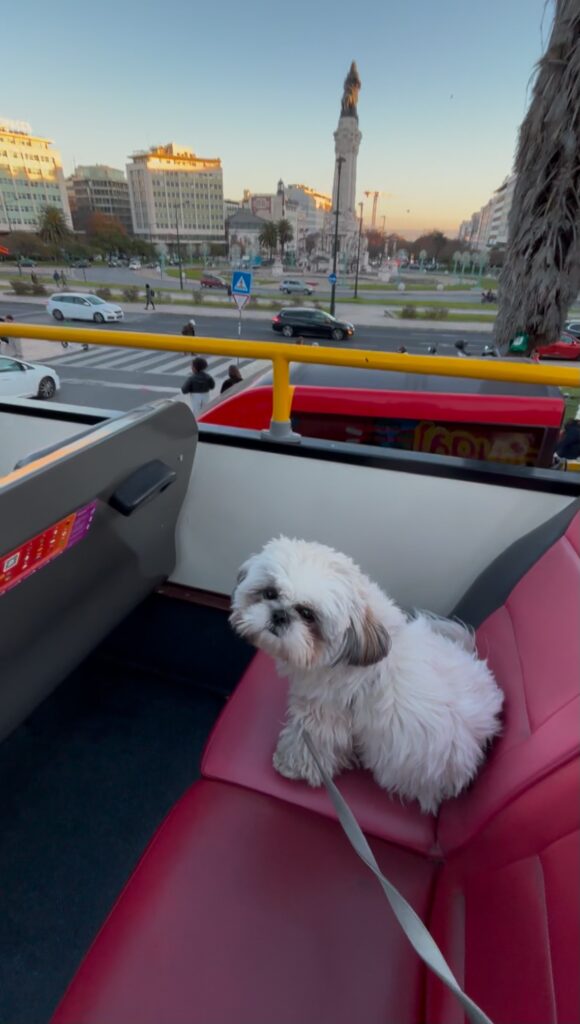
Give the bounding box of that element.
[0,301,549,413]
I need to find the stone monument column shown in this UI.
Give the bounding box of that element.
[328,62,362,258]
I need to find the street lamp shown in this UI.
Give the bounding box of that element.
[354,200,364,300]
[330,156,345,317]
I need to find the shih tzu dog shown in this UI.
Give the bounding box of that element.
[230,537,503,814]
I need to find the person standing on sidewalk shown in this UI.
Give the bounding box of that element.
[180,356,215,417]
[0,314,23,357]
[145,284,156,310]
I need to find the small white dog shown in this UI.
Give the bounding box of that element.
[231,537,503,814]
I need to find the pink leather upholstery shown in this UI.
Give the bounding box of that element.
[428,761,580,1024]
[202,651,437,854]
[51,780,435,1024]
[438,512,580,851]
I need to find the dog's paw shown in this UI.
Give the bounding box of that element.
[273,742,322,787]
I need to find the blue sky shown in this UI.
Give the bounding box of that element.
[3,0,551,237]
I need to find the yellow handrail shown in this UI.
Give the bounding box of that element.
[2,323,579,437]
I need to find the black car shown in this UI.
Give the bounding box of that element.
[564,319,580,339]
[272,307,354,341]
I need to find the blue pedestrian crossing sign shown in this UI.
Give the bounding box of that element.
[328,272,337,285]
[231,270,253,295]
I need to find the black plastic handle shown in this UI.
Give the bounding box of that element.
[109,460,176,516]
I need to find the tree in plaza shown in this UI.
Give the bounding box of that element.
[365,229,386,259]
[86,212,127,254]
[276,219,293,259]
[495,0,580,353]
[412,231,448,262]
[3,231,51,260]
[259,221,278,259]
[305,232,320,255]
[452,250,462,273]
[38,206,70,252]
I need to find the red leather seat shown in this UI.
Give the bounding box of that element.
[51,506,580,1024]
[202,651,437,854]
[51,781,435,1024]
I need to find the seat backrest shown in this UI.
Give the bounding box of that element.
[439,502,580,853]
[428,758,580,1024]
[0,400,196,741]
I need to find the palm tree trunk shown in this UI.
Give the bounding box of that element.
[495,0,580,353]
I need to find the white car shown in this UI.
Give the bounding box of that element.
[279,279,314,295]
[47,293,124,324]
[0,356,59,399]
[129,260,142,270]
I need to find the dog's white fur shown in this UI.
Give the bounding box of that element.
[230,537,504,814]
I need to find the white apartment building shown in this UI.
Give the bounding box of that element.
[0,118,72,233]
[287,184,332,236]
[126,143,225,249]
[460,174,516,251]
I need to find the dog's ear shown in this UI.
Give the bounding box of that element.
[340,607,391,667]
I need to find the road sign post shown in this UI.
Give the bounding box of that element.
[231,271,253,347]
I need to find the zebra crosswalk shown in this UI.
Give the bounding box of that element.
[45,346,268,391]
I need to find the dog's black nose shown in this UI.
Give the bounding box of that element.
[271,609,289,630]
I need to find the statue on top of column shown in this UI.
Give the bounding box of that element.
[340,61,361,119]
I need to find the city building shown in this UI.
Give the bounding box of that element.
[126,143,225,251]
[226,209,265,261]
[67,165,132,233]
[286,184,332,236]
[224,198,241,220]
[0,118,72,233]
[459,174,516,251]
[241,180,307,258]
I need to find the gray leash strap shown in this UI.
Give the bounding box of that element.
[303,731,494,1024]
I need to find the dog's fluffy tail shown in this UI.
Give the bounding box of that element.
[413,611,476,654]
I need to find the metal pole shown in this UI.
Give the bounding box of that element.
[354,200,364,300]
[330,157,344,317]
[175,206,183,290]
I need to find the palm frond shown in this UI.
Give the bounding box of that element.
[495,0,580,352]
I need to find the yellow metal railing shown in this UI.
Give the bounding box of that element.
[2,323,580,438]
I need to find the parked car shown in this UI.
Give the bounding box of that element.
[72,259,90,269]
[0,355,59,399]
[18,258,36,268]
[47,293,124,324]
[201,274,228,290]
[564,320,580,339]
[272,308,354,341]
[537,331,580,360]
[279,279,314,295]
[129,260,142,270]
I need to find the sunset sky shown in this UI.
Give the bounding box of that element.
[3,0,552,239]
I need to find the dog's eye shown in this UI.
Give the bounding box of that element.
[262,587,278,601]
[296,605,315,623]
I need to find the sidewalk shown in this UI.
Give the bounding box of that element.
[0,293,494,335]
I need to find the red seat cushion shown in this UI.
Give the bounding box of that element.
[51,780,435,1024]
[202,652,437,854]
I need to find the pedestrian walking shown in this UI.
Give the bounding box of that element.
[181,319,196,336]
[53,269,61,288]
[31,271,38,285]
[145,284,156,310]
[0,314,22,357]
[180,356,215,416]
[556,411,580,461]
[220,364,242,394]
